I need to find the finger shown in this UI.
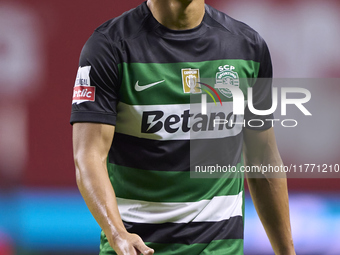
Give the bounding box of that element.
[112,238,139,255]
[134,241,154,255]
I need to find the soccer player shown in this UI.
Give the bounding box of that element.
[71,0,295,254]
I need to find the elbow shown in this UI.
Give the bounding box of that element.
[75,167,82,188]
[73,154,84,188]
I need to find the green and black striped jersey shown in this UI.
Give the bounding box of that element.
[71,2,273,254]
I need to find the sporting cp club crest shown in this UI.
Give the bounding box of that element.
[215,67,239,98]
[182,68,201,94]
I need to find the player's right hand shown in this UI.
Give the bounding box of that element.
[109,232,154,255]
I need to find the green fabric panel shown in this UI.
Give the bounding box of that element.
[118,60,260,105]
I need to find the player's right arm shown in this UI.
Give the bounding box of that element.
[73,122,154,255]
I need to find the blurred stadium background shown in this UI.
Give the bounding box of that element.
[0,0,339,254]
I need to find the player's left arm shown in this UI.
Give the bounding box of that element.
[243,127,295,255]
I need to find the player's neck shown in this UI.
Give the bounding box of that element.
[147,0,205,30]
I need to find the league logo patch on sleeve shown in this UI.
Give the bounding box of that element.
[72,66,96,104]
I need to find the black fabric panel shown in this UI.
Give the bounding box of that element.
[109,132,243,172]
[94,2,263,64]
[118,31,258,64]
[123,216,243,245]
[70,31,120,125]
[244,37,274,130]
[70,111,116,126]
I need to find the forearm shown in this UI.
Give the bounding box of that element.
[75,155,127,243]
[243,128,295,254]
[72,123,154,255]
[247,175,295,255]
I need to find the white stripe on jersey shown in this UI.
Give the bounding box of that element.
[117,191,243,224]
[115,102,244,141]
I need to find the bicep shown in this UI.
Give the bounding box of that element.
[72,123,115,164]
[243,127,281,166]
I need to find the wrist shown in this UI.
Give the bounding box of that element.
[106,227,129,244]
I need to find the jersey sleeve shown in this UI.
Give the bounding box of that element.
[70,31,120,126]
[244,34,274,130]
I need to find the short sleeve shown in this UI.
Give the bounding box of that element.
[244,35,274,130]
[70,31,120,126]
